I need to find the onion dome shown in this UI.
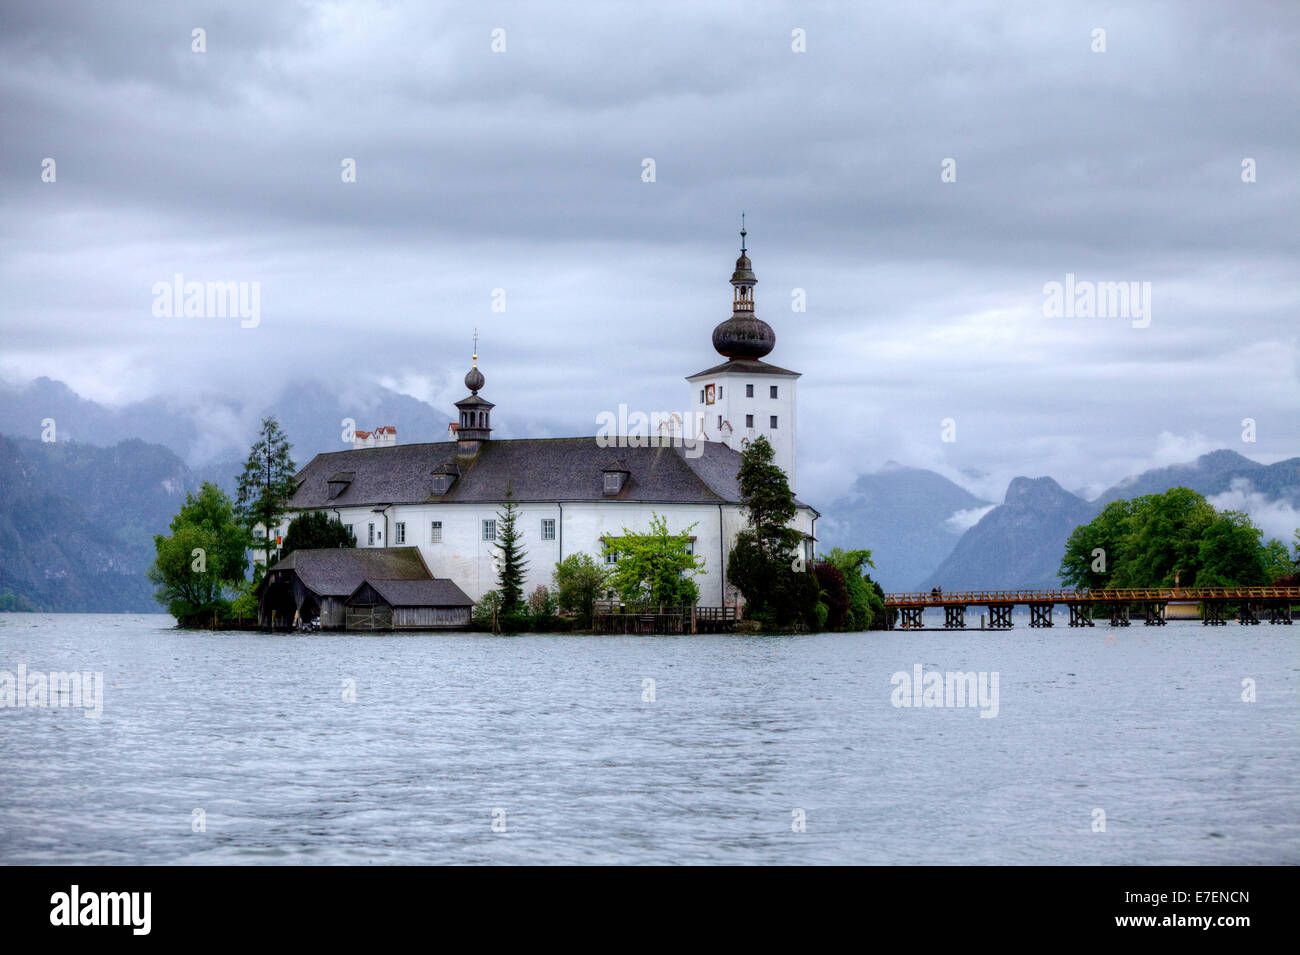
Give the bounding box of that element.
[712,314,776,359]
[465,359,484,394]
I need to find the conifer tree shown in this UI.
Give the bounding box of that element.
[235,416,297,570]
[494,485,528,618]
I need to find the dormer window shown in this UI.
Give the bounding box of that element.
[430,464,459,495]
[602,462,629,496]
[326,471,354,500]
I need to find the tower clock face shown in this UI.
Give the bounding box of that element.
[705,384,716,404]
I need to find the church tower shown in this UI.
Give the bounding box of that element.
[686,223,801,489]
[453,346,493,460]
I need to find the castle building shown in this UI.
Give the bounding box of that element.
[278,232,817,606]
[686,223,800,490]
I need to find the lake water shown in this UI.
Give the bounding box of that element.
[1,612,1296,865]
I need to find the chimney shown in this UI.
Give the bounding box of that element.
[374,425,396,448]
[352,429,374,450]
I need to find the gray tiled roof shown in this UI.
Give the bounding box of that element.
[289,436,786,509]
[686,358,801,379]
[260,547,430,597]
[356,578,473,607]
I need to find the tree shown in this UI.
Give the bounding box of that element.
[235,416,297,570]
[494,485,528,619]
[281,511,356,558]
[1059,499,1136,590]
[528,585,557,627]
[727,436,816,629]
[736,435,802,562]
[1267,530,1300,585]
[824,547,879,630]
[604,514,704,606]
[812,561,850,630]
[148,482,249,621]
[1196,512,1265,587]
[472,590,502,630]
[1059,488,1278,589]
[553,553,610,627]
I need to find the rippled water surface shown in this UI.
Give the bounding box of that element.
[1,613,1296,864]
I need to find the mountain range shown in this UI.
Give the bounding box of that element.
[1,378,1296,610]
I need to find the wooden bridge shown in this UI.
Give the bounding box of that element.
[882,587,1300,629]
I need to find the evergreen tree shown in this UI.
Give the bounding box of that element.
[281,511,356,558]
[736,435,802,561]
[494,485,528,618]
[727,435,816,629]
[235,416,297,570]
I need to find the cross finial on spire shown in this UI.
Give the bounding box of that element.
[740,211,747,252]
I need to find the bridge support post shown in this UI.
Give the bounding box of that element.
[1029,603,1053,627]
[1108,603,1130,627]
[1202,601,1227,626]
[1268,603,1292,625]
[1144,602,1166,626]
[899,606,924,630]
[1067,604,1094,627]
[1237,603,1260,625]
[943,605,966,629]
[987,604,1013,629]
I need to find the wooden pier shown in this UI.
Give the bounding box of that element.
[883,587,1300,629]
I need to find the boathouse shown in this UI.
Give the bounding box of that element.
[257,547,472,631]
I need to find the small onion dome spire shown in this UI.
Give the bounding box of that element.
[465,329,485,393]
[713,220,775,360]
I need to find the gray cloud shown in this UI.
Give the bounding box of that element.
[1,0,1296,506]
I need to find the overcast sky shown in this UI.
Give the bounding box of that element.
[1,0,1296,507]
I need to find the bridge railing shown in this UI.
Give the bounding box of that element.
[883,587,1300,606]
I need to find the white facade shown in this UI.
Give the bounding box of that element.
[686,369,799,493]
[281,500,815,605]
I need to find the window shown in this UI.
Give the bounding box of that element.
[482,519,496,541]
[431,521,442,542]
[770,385,779,399]
[395,522,406,544]
[604,472,624,494]
[344,524,353,539]
[699,389,705,403]
[746,384,754,398]
[745,414,754,428]
[604,548,619,565]
[541,518,556,540]
[770,415,778,429]
[685,540,695,555]
[367,523,375,545]
[718,386,723,398]
[717,415,722,429]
